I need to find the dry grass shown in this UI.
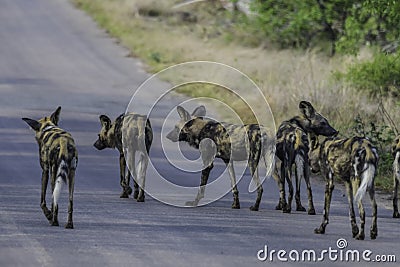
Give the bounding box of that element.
[72,0,400,191]
[72,0,399,130]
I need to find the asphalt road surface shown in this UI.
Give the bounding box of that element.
[0,0,399,266]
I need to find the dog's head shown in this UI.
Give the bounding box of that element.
[22,106,61,140]
[94,115,113,150]
[299,101,337,137]
[166,105,206,143]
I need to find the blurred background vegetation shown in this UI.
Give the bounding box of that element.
[73,0,400,191]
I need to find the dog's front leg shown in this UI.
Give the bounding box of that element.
[185,163,213,207]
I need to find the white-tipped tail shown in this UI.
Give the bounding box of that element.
[53,160,68,206]
[355,163,375,202]
[53,176,63,206]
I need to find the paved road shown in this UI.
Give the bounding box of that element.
[0,0,398,266]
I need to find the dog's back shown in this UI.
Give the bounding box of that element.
[38,121,77,169]
[320,137,378,177]
[276,122,308,163]
[122,113,153,154]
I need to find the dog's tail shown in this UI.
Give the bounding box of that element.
[355,162,375,202]
[354,146,378,202]
[53,141,70,207]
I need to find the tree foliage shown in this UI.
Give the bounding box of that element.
[250,0,400,55]
[341,50,400,98]
[248,0,400,97]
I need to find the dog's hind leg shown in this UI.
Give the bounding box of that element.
[125,149,139,199]
[284,162,294,213]
[273,162,287,211]
[353,178,365,240]
[119,153,132,198]
[65,169,75,229]
[393,151,400,218]
[136,153,148,202]
[249,162,262,211]
[314,172,334,235]
[393,172,400,218]
[51,168,61,227]
[303,159,315,215]
[345,181,358,238]
[369,184,378,239]
[226,161,240,209]
[294,154,306,212]
[132,176,139,200]
[40,167,52,221]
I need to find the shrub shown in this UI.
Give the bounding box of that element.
[343,51,400,98]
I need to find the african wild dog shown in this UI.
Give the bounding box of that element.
[392,135,400,218]
[22,107,77,229]
[166,105,275,210]
[94,113,153,201]
[273,101,337,215]
[310,136,378,240]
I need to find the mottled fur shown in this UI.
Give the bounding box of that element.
[22,107,77,229]
[391,135,400,218]
[310,136,378,240]
[166,105,274,211]
[273,101,337,215]
[94,113,152,201]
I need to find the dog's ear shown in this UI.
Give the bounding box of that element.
[22,118,41,131]
[299,101,316,119]
[177,106,191,121]
[192,105,206,117]
[99,115,112,130]
[50,106,61,125]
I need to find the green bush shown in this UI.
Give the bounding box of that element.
[343,51,400,98]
